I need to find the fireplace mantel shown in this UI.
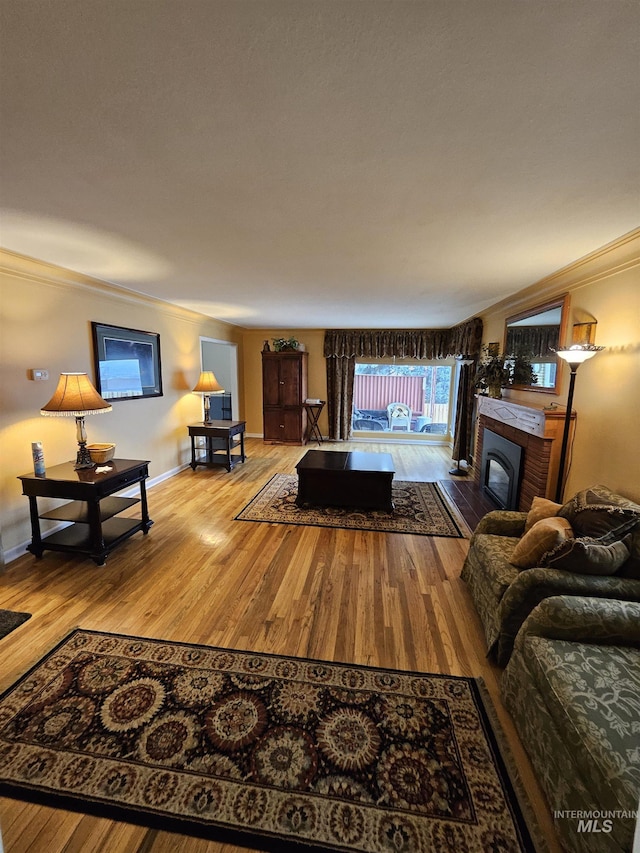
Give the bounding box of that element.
[474,396,576,509]
[476,396,564,438]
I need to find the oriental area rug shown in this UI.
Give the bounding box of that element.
[235,475,466,538]
[0,630,541,852]
[0,609,31,640]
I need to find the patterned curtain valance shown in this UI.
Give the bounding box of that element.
[324,318,483,360]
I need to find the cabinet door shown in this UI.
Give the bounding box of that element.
[279,356,302,406]
[262,358,282,407]
[264,409,301,442]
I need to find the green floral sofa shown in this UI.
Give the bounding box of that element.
[501,595,640,853]
[460,485,640,665]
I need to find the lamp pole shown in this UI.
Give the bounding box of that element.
[554,364,578,503]
[554,345,604,502]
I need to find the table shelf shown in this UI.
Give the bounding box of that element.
[39,496,139,524]
[38,517,145,553]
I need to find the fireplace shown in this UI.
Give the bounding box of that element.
[481,429,523,510]
[474,397,574,511]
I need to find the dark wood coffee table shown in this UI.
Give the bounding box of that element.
[295,450,395,511]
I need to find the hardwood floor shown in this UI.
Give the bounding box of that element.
[0,439,561,852]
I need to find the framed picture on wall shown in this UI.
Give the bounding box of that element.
[91,322,163,400]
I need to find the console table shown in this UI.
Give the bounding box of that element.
[188,421,246,471]
[18,459,153,566]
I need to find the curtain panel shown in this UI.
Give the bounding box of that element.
[451,362,474,465]
[324,318,483,440]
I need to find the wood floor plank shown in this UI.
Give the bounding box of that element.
[0,438,562,852]
[59,814,117,853]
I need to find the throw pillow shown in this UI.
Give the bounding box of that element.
[541,534,632,576]
[511,517,574,569]
[524,496,563,533]
[558,484,640,538]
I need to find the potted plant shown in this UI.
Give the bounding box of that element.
[474,347,538,398]
[474,346,512,399]
[272,336,300,352]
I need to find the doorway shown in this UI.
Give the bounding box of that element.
[200,338,239,420]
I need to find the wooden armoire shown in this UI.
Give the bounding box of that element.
[262,351,308,444]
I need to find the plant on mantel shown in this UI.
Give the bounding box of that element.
[474,346,537,398]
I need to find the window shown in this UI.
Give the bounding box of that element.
[352,362,453,436]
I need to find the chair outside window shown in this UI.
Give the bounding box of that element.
[387,402,412,431]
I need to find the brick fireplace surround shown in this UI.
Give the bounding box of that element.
[474,396,576,512]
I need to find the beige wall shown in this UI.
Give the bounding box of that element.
[241,329,328,436]
[0,252,242,555]
[477,229,640,503]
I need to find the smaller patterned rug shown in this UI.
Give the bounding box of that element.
[0,631,541,852]
[0,610,31,640]
[235,475,466,537]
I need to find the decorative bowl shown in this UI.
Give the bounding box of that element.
[87,443,116,464]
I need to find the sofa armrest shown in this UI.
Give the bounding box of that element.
[501,567,640,626]
[513,595,640,650]
[473,510,527,537]
[493,569,640,665]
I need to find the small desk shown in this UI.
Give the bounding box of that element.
[189,421,246,472]
[18,459,152,566]
[296,450,395,511]
[304,401,325,444]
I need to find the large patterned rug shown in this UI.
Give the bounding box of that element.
[0,630,541,852]
[235,475,467,537]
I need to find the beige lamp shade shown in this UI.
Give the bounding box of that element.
[41,373,113,416]
[192,371,224,393]
[554,345,605,368]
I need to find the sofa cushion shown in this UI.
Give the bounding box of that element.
[524,496,563,533]
[559,484,640,539]
[542,534,632,575]
[523,635,640,813]
[511,517,573,568]
[618,545,640,579]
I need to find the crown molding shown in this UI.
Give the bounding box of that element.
[0,248,237,328]
[475,227,640,319]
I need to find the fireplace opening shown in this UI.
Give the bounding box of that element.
[481,429,523,510]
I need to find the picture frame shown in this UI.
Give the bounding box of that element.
[91,322,163,401]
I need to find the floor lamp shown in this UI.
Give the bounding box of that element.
[554,344,604,502]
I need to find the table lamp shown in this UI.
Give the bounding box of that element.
[193,371,224,423]
[41,372,112,469]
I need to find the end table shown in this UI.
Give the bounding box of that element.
[188,420,247,472]
[304,401,325,444]
[18,459,153,565]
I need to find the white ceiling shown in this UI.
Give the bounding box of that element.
[1,1,638,329]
